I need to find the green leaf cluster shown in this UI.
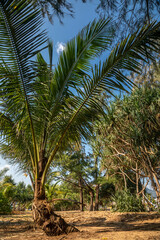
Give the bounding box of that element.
[0,190,12,214]
[113,190,146,212]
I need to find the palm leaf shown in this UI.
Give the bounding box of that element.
[41,21,160,184]
[0,0,47,176]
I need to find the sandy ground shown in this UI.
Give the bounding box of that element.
[0,211,160,240]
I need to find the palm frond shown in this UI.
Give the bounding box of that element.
[0,0,47,174]
[41,21,160,184]
[52,19,113,106]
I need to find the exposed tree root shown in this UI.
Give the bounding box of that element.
[32,200,79,236]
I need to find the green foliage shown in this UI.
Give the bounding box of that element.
[54,146,92,187]
[113,190,146,212]
[0,174,33,211]
[100,181,115,199]
[93,83,160,200]
[31,0,74,23]
[97,0,160,38]
[0,168,9,181]
[2,175,16,185]
[32,0,160,31]
[14,182,33,207]
[45,182,62,201]
[0,190,12,214]
[54,200,79,211]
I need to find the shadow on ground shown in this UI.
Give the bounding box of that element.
[0,212,160,239]
[0,217,33,237]
[72,213,160,232]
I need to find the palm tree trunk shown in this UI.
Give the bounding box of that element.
[32,156,78,236]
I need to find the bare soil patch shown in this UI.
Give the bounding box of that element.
[0,210,160,240]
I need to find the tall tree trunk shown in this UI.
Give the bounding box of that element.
[144,154,160,205]
[89,190,94,211]
[79,178,84,211]
[142,178,145,204]
[121,170,127,190]
[136,163,139,197]
[32,154,78,236]
[94,184,99,211]
[12,202,16,211]
[80,177,94,211]
[149,170,160,205]
[152,172,160,204]
[94,156,99,211]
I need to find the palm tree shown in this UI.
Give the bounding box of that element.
[0,0,160,235]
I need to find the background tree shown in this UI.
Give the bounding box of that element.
[94,83,160,205]
[54,145,94,211]
[2,175,16,209]
[0,173,33,212]
[13,182,33,210]
[0,169,12,214]
[97,0,160,38]
[0,191,12,214]
[89,133,104,211]
[30,0,160,30]
[0,167,9,181]
[31,0,74,23]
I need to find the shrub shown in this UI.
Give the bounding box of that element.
[0,191,12,214]
[53,200,79,211]
[112,190,146,212]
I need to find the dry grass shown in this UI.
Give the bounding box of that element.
[0,210,160,240]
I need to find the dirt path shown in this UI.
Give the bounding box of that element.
[0,211,160,240]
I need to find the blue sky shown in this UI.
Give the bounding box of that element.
[44,0,100,63]
[0,0,100,185]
